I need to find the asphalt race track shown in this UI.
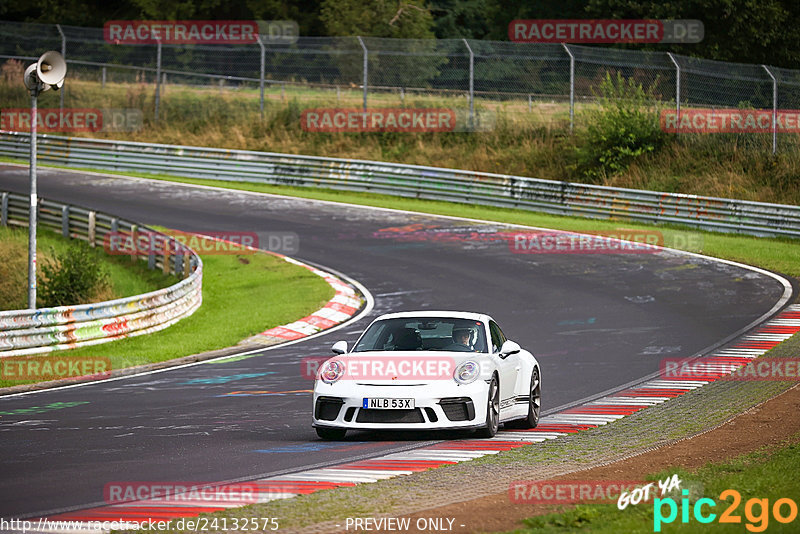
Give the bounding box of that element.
[0,164,793,519]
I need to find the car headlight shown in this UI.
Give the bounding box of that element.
[320,360,345,384]
[454,360,480,385]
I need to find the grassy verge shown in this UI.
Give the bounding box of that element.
[1,75,799,204]
[0,225,176,311]
[0,230,334,388]
[515,435,800,533]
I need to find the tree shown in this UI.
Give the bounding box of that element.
[320,0,435,39]
[584,0,800,68]
[428,0,490,39]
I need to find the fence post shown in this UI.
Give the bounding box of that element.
[101,65,106,88]
[762,65,778,155]
[357,36,368,111]
[61,205,69,237]
[257,34,265,117]
[56,24,66,114]
[155,40,162,121]
[562,43,574,134]
[463,38,474,123]
[667,52,681,128]
[1,192,7,226]
[88,211,96,247]
[130,224,138,263]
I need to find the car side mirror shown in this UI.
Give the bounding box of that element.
[331,341,348,354]
[500,340,521,357]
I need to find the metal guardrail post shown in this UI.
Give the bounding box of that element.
[148,232,156,270]
[102,66,106,88]
[56,24,66,114]
[1,192,7,226]
[762,65,778,155]
[562,43,575,134]
[61,205,69,237]
[463,39,474,123]
[357,36,368,111]
[130,224,138,263]
[257,35,265,118]
[155,40,162,121]
[87,211,96,246]
[667,52,680,127]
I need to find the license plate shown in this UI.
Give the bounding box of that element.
[362,398,415,409]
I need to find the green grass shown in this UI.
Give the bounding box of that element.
[512,435,800,533]
[0,229,334,388]
[2,74,799,205]
[0,225,176,311]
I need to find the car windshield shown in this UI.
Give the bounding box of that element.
[352,317,488,353]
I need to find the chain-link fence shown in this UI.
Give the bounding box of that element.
[2,19,799,152]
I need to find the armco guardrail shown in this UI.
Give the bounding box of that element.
[1,131,799,238]
[0,189,202,357]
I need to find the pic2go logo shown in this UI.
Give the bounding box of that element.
[653,489,798,532]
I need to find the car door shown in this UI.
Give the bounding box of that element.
[489,321,520,409]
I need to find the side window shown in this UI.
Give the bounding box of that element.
[496,324,508,345]
[489,321,503,353]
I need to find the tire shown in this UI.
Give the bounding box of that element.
[505,367,541,429]
[316,427,347,440]
[475,376,500,438]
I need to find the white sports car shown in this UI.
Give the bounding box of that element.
[312,311,541,440]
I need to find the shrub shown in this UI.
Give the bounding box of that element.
[574,72,667,182]
[38,243,110,307]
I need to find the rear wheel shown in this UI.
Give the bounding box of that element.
[316,427,347,440]
[475,376,499,438]
[506,367,541,429]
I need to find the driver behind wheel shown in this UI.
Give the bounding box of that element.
[444,328,473,351]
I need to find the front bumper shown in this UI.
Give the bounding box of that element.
[312,380,489,431]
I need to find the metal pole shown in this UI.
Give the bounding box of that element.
[257,35,265,117]
[102,65,106,88]
[28,87,40,309]
[56,24,65,114]
[667,52,680,128]
[762,65,778,155]
[357,36,368,111]
[463,38,474,122]
[562,43,574,134]
[155,40,162,121]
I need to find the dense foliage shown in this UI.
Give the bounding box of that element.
[2,0,799,68]
[39,243,109,307]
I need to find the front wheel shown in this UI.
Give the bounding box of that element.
[506,367,541,429]
[316,427,347,440]
[475,376,499,438]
